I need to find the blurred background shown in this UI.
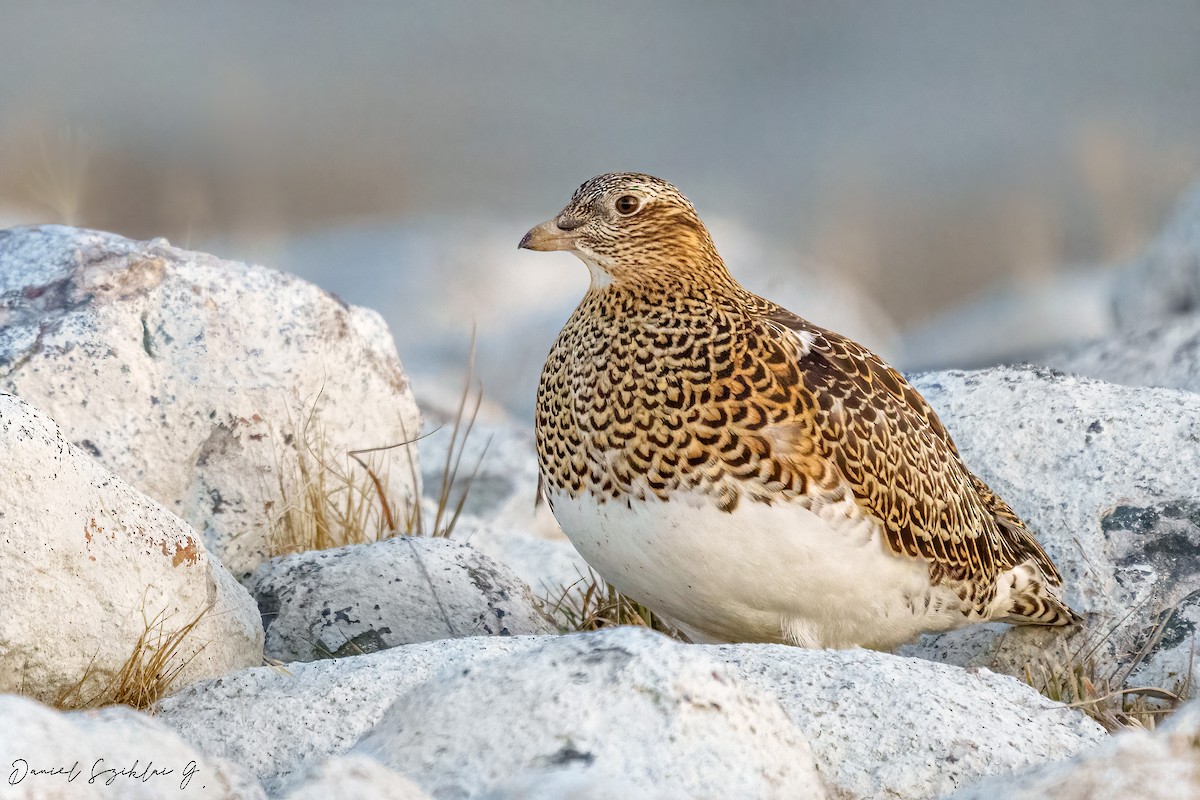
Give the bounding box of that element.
[2,2,1199,415]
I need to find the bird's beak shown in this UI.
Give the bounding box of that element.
[519,219,578,252]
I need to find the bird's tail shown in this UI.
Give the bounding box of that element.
[997,562,1083,627]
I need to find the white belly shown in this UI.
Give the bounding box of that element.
[548,488,970,650]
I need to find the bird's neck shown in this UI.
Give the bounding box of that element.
[582,253,747,308]
[580,262,748,326]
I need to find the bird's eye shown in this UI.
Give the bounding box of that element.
[614,195,641,216]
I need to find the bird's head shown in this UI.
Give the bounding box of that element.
[519,173,730,291]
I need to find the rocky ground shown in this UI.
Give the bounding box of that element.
[2,181,1200,798]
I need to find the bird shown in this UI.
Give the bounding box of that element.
[520,172,1080,650]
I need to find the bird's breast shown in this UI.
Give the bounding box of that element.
[535,305,818,513]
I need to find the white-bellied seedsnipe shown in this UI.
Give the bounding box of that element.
[521,172,1080,650]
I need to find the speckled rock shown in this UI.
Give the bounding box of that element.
[0,395,262,703]
[0,225,421,580]
[281,755,432,800]
[249,536,555,662]
[710,643,1105,800]
[156,625,1106,799]
[947,699,1200,800]
[0,694,264,799]
[451,513,591,599]
[156,636,540,795]
[353,628,826,800]
[900,367,1200,692]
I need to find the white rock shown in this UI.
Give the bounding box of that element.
[480,768,654,800]
[353,628,826,800]
[1043,312,1200,392]
[250,536,555,662]
[281,755,432,800]
[156,637,541,795]
[710,643,1105,800]
[157,625,1105,799]
[454,515,592,599]
[900,367,1200,690]
[947,699,1200,800]
[0,225,421,580]
[1114,179,1200,327]
[0,395,262,703]
[0,694,264,799]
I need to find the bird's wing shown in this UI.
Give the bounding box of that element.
[761,305,1059,586]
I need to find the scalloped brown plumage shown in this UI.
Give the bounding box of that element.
[523,172,1080,649]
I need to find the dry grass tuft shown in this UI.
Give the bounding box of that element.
[55,605,208,711]
[268,358,485,556]
[1023,609,1193,732]
[266,402,414,556]
[544,569,687,641]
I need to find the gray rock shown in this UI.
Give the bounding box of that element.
[453,513,592,599]
[0,694,264,799]
[282,755,432,800]
[0,395,263,703]
[1043,312,1200,392]
[900,367,1200,692]
[158,626,1105,799]
[710,643,1105,800]
[0,225,422,580]
[1114,180,1200,327]
[155,637,545,795]
[947,699,1200,800]
[250,536,555,662]
[353,628,827,800]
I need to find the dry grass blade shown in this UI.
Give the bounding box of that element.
[544,569,687,641]
[428,329,489,538]
[1022,604,1194,731]
[55,604,209,711]
[267,389,418,555]
[268,349,488,554]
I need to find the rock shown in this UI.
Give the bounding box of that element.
[899,367,1200,692]
[352,628,826,800]
[158,625,1102,799]
[0,694,264,799]
[710,643,1105,800]
[250,536,555,662]
[281,755,432,800]
[479,768,649,800]
[0,225,421,580]
[1042,312,1200,392]
[0,394,262,704]
[947,699,1200,800]
[156,637,541,795]
[1114,180,1200,327]
[453,514,592,599]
